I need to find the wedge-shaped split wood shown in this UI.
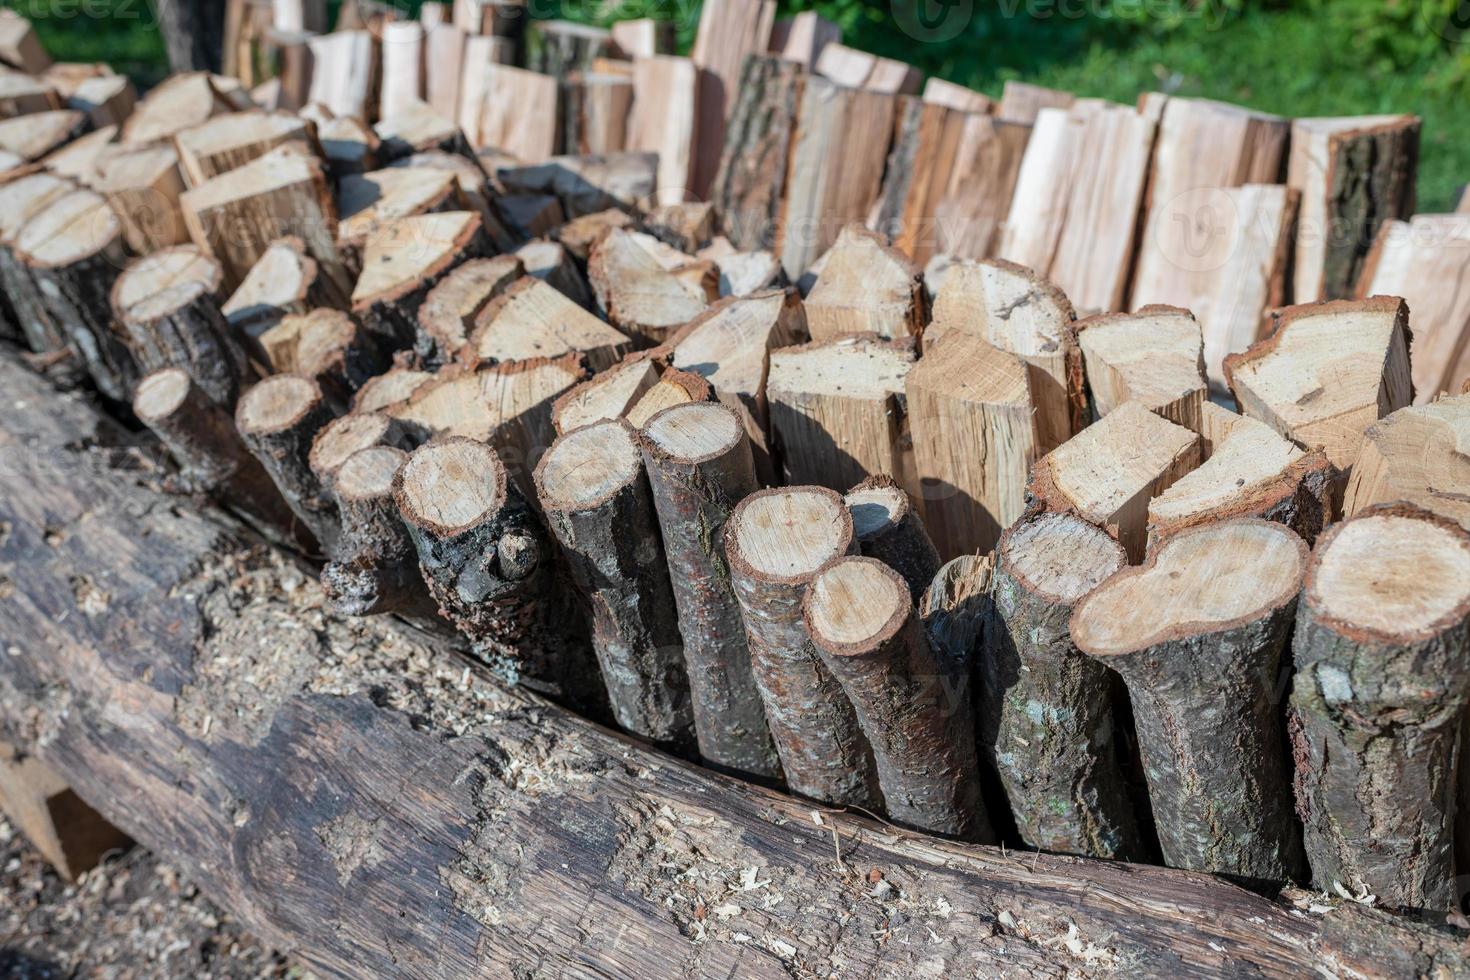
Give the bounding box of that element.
[844,474,939,603]
[515,238,592,309]
[317,115,379,178]
[375,100,469,163]
[624,367,715,430]
[928,258,1083,451]
[726,486,880,806]
[1076,305,1207,430]
[181,146,352,298]
[467,276,630,372]
[805,556,990,841]
[92,142,190,254]
[174,109,315,187]
[337,165,461,259]
[307,29,377,121]
[535,419,694,749]
[1072,519,1310,881]
[350,211,487,349]
[559,71,632,156]
[0,72,58,119]
[550,349,665,435]
[1224,297,1413,474]
[588,226,709,346]
[415,253,523,366]
[0,172,77,367]
[1289,503,1470,911]
[393,436,604,710]
[258,308,384,405]
[1287,115,1419,303]
[1028,400,1201,562]
[0,109,83,162]
[39,123,115,182]
[378,21,426,121]
[689,0,775,197]
[767,333,914,493]
[121,72,235,144]
[627,55,699,202]
[996,80,1073,123]
[804,226,923,342]
[906,333,1040,560]
[984,512,1144,859]
[222,236,345,337]
[235,374,341,551]
[478,64,559,162]
[497,151,658,219]
[1344,394,1470,529]
[931,113,1030,259]
[0,9,50,73]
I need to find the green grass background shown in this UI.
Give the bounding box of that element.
[20,0,1470,209]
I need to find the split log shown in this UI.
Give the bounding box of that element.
[726,485,879,807]
[932,114,1030,259]
[1129,98,1289,316]
[560,72,632,156]
[525,19,610,79]
[995,107,1077,274]
[767,334,914,494]
[919,553,992,680]
[996,81,1073,123]
[588,227,709,346]
[0,172,78,369]
[534,419,694,750]
[132,367,296,532]
[922,77,990,113]
[416,254,523,366]
[515,239,592,309]
[13,186,137,402]
[1289,503,1470,910]
[1344,395,1470,529]
[92,143,190,254]
[767,10,837,68]
[393,435,603,709]
[306,30,376,121]
[698,239,784,297]
[308,411,411,492]
[779,76,896,278]
[180,146,353,298]
[110,246,251,407]
[551,350,663,434]
[1147,404,1334,547]
[646,202,716,254]
[257,308,384,405]
[389,151,508,247]
[67,73,135,128]
[0,109,84,162]
[557,207,634,261]
[689,0,775,197]
[624,367,715,430]
[466,276,630,372]
[424,22,467,122]
[6,357,1470,978]
[638,401,781,778]
[610,18,672,58]
[235,373,341,550]
[1076,305,1208,430]
[813,44,918,95]
[492,192,563,244]
[927,258,1083,452]
[1224,297,1413,474]
[317,115,379,177]
[379,21,425,120]
[805,556,990,842]
[1027,400,1201,562]
[628,54,699,203]
[337,166,461,260]
[804,226,923,342]
[174,109,314,187]
[905,332,1040,560]
[0,9,50,73]
[39,123,116,182]
[1287,115,1419,303]
[1072,519,1310,882]
[0,740,129,883]
[320,444,437,618]
[709,54,803,251]
[869,96,971,268]
[121,72,234,144]
[1357,214,1470,401]
[455,35,516,144]
[222,236,345,338]
[373,101,470,162]
[350,211,487,349]
[843,474,939,602]
[497,152,657,219]
[352,364,432,413]
[985,512,1143,859]
[666,288,806,479]
[477,64,558,162]
[0,73,59,118]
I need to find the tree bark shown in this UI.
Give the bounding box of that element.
[845,474,940,603]
[1288,503,1470,912]
[709,55,804,251]
[806,557,991,842]
[1,351,1467,980]
[725,486,880,808]
[985,513,1145,860]
[115,276,251,409]
[638,402,782,780]
[235,375,341,554]
[156,0,226,73]
[534,420,695,752]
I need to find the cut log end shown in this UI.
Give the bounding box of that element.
[641,400,743,463]
[132,367,191,422]
[235,374,322,436]
[534,419,641,512]
[308,412,400,484]
[804,556,910,655]
[335,445,407,503]
[394,437,508,537]
[1306,507,1470,643]
[727,485,854,585]
[1002,512,1126,605]
[1072,519,1307,657]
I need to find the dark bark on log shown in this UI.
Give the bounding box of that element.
[638,402,782,780]
[919,554,992,683]
[1319,121,1419,301]
[845,474,941,603]
[1288,503,1470,912]
[710,55,804,252]
[156,0,226,73]
[985,513,1146,860]
[1073,520,1309,883]
[806,556,991,842]
[1,351,1469,979]
[132,368,299,538]
[534,419,695,751]
[0,242,83,387]
[114,275,251,409]
[725,486,880,808]
[235,375,341,554]
[393,436,606,713]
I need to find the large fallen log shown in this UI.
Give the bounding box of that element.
[1,354,1467,977]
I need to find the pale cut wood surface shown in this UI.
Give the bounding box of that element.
[0,109,81,162]
[624,369,713,430]
[690,0,774,197]
[92,142,190,253]
[1076,305,1207,431]
[221,236,327,333]
[424,23,467,122]
[1344,394,1470,529]
[174,109,313,187]
[995,80,1074,123]
[110,244,219,319]
[1029,400,1201,561]
[996,106,1080,274]
[1225,297,1413,471]
[479,64,559,163]
[628,55,699,203]
[805,557,907,646]
[932,114,1030,259]
[307,30,376,121]
[379,21,426,121]
[589,227,709,346]
[804,226,922,342]
[922,77,991,113]
[397,436,506,533]
[350,210,480,308]
[552,354,662,434]
[730,486,849,580]
[1309,512,1470,635]
[535,419,642,510]
[121,72,232,144]
[1004,511,1124,604]
[469,276,630,371]
[337,166,459,251]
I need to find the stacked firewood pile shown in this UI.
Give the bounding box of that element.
[1,0,1469,931]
